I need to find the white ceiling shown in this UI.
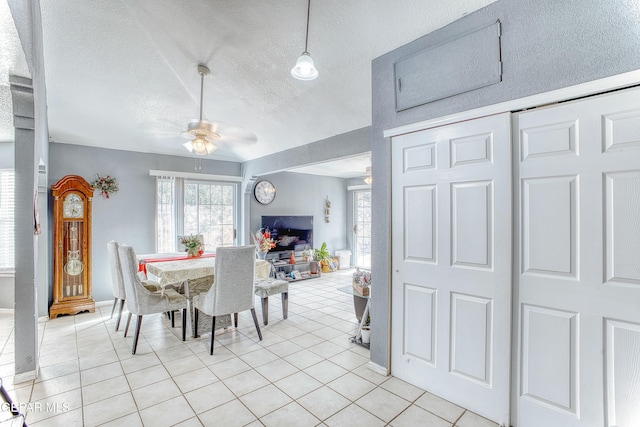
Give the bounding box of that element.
[3,0,498,176]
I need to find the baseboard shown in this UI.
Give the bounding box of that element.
[13,366,39,384]
[367,360,389,376]
[95,299,114,307]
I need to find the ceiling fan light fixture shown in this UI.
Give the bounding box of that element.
[291,0,318,81]
[184,136,217,155]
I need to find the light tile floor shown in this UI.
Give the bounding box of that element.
[0,269,498,426]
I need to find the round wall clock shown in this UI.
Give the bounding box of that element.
[254,180,276,205]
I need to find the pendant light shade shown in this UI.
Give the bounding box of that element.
[291,0,318,81]
[291,52,318,80]
[183,136,217,155]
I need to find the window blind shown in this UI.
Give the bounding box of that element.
[0,170,15,271]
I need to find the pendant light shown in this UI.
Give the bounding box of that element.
[291,0,318,81]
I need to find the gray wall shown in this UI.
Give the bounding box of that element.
[241,126,370,251]
[49,143,241,302]
[249,171,348,257]
[370,0,640,369]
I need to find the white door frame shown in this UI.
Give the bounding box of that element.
[384,69,640,426]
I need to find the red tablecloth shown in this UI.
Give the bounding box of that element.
[138,253,215,275]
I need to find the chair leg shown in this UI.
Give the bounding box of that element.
[194,308,199,338]
[282,292,288,320]
[181,308,187,341]
[132,315,143,354]
[250,308,263,341]
[115,299,125,332]
[210,316,216,355]
[124,312,132,337]
[170,311,175,328]
[261,297,269,325]
[110,297,118,319]
[234,313,239,328]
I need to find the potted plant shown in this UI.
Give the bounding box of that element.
[314,242,331,273]
[180,234,203,257]
[361,314,371,344]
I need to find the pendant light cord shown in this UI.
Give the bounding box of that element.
[304,0,311,53]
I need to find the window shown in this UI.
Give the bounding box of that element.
[354,190,371,269]
[156,177,236,252]
[156,176,175,253]
[0,170,15,272]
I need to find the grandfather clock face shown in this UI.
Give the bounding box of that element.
[62,193,85,297]
[63,193,84,218]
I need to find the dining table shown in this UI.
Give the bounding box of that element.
[137,252,271,337]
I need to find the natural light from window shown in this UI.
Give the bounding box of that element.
[0,170,15,272]
[156,177,236,253]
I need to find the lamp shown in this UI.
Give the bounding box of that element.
[364,166,372,185]
[291,0,318,81]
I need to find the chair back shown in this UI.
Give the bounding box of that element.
[207,245,256,316]
[117,244,150,314]
[107,240,126,299]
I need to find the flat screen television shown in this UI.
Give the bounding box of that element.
[261,215,313,253]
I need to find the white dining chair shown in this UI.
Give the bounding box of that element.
[118,244,189,354]
[107,240,127,331]
[254,260,289,326]
[108,240,160,332]
[193,245,262,355]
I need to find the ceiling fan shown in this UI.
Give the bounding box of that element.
[182,64,219,155]
[181,64,256,155]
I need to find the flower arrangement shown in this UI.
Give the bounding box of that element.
[91,174,119,198]
[253,228,275,253]
[180,234,203,257]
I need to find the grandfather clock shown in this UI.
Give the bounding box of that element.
[50,175,95,318]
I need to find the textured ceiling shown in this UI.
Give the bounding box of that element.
[5,0,498,174]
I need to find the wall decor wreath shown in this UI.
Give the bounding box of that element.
[91,174,119,198]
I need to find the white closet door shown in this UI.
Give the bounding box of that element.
[515,87,640,427]
[391,113,512,425]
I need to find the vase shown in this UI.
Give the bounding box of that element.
[257,251,267,260]
[187,247,199,257]
[361,327,371,344]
